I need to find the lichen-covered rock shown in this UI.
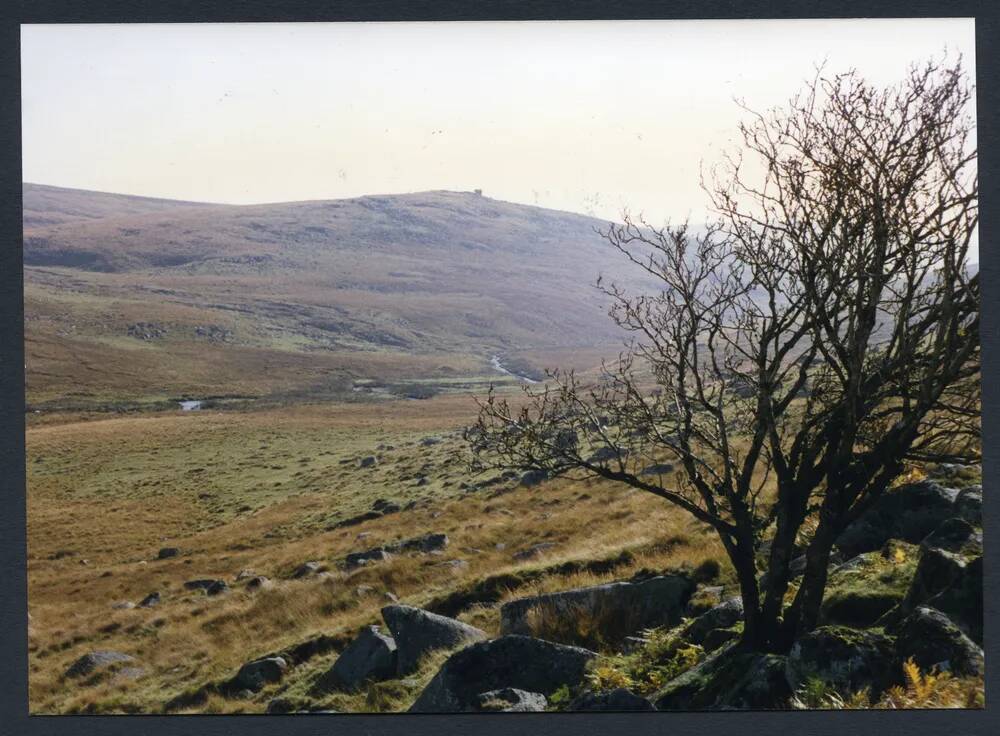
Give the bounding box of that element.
[473,687,548,712]
[681,598,743,645]
[409,635,595,712]
[569,688,655,711]
[702,626,742,653]
[899,547,966,617]
[893,606,984,677]
[654,648,790,710]
[685,585,724,616]
[835,481,958,558]
[500,575,693,646]
[785,626,896,697]
[920,517,981,555]
[318,625,397,692]
[953,486,982,525]
[381,604,487,675]
[819,546,918,628]
[923,555,983,645]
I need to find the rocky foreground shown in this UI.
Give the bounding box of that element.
[61,465,983,712]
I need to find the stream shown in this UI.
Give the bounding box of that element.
[490,355,539,384]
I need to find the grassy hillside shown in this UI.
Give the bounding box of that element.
[24,188,649,408]
[23,183,219,228]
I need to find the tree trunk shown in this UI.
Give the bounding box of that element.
[779,523,838,646]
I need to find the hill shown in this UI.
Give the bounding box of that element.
[24,187,650,407]
[23,183,219,228]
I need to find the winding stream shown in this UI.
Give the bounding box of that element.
[490,355,539,384]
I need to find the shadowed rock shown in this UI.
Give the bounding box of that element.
[65,650,135,678]
[954,486,982,524]
[894,606,984,677]
[409,635,595,712]
[138,591,160,608]
[474,688,548,712]
[681,598,743,645]
[785,626,896,697]
[317,626,397,692]
[232,656,288,692]
[569,688,655,711]
[654,646,789,710]
[835,481,958,558]
[381,604,487,675]
[500,575,693,646]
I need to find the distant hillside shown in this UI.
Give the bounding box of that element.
[22,183,219,228]
[23,187,653,405]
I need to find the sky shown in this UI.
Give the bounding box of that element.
[21,19,976,224]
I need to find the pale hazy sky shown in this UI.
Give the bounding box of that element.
[21,19,975,223]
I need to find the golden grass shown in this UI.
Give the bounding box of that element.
[27,396,722,714]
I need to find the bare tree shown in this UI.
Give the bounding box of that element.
[470,58,979,652]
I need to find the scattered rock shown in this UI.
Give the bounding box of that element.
[359,456,377,469]
[245,576,272,591]
[500,575,694,646]
[381,604,488,675]
[183,579,219,592]
[512,542,557,561]
[569,688,655,711]
[206,580,230,596]
[111,601,135,610]
[474,687,548,712]
[345,548,392,569]
[127,322,167,340]
[520,469,548,487]
[330,511,382,529]
[640,463,674,476]
[587,446,627,464]
[372,498,401,514]
[318,626,397,692]
[233,656,289,692]
[65,650,135,678]
[291,561,321,579]
[785,626,896,697]
[409,635,596,712]
[157,547,180,560]
[387,533,449,554]
[893,606,984,677]
[138,592,161,608]
[622,636,649,654]
[265,697,294,714]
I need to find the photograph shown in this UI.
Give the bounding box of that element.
[20,17,983,715]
